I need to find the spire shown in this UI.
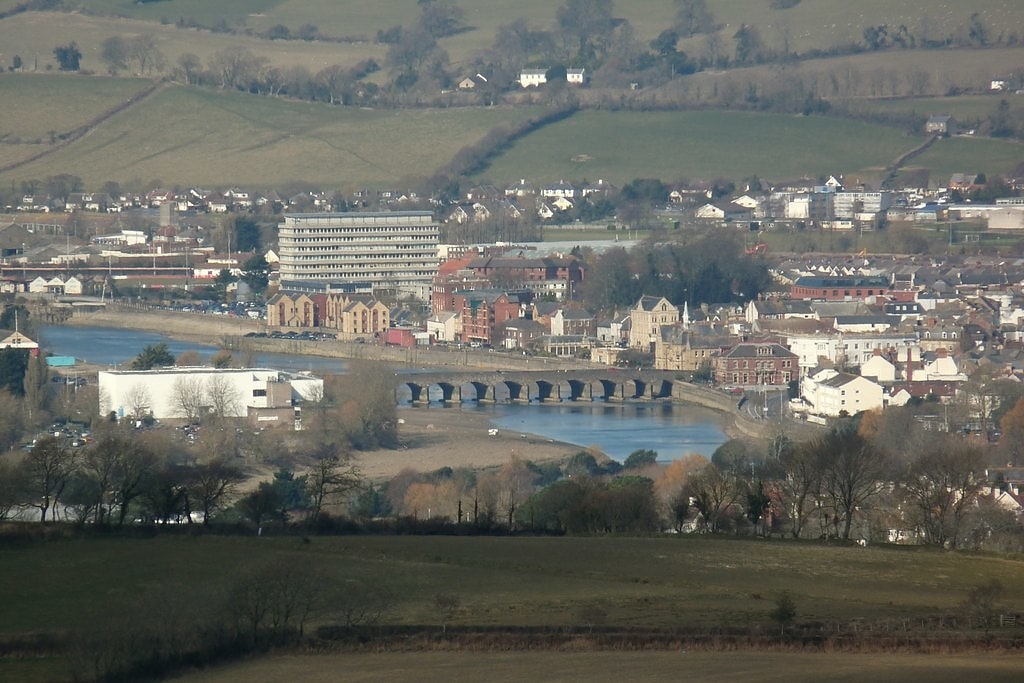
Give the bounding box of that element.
[682,301,690,329]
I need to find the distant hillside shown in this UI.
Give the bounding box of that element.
[1,1,1022,190]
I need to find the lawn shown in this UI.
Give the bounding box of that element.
[902,135,1024,179]
[478,110,919,186]
[0,82,543,188]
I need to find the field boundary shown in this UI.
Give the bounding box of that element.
[0,78,166,175]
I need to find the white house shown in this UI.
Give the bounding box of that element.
[800,369,884,417]
[566,67,586,85]
[426,310,460,342]
[519,68,548,87]
[860,352,896,383]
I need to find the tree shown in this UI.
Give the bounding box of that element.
[131,343,175,370]
[418,1,466,39]
[205,374,240,420]
[686,463,743,533]
[901,436,983,548]
[187,459,243,525]
[241,255,270,293]
[434,592,461,633]
[171,376,206,424]
[769,591,797,635]
[675,0,715,37]
[733,24,763,65]
[624,449,658,469]
[305,450,362,525]
[122,383,153,420]
[0,459,22,520]
[0,348,30,395]
[19,437,74,523]
[228,557,321,643]
[22,352,48,424]
[777,441,821,539]
[54,42,82,71]
[556,0,615,59]
[238,482,285,527]
[209,46,267,90]
[961,579,1003,634]
[176,52,202,85]
[818,420,888,540]
[100,36,130,74]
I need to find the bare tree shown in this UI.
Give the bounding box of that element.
[305,449,362,525]
[176,52,202,85]
[818,421,888,540]
[0,459,21,520]
[228,557,322,643]
[777,441,821,539]
[187,459,243,525]
[686,463,743,533]
[19,437,75,523]
[901,436,984,548]
[123,383,153,420]
[171,376,206,424]
[206,374,241,419]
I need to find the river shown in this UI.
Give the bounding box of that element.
[38,324,727,462]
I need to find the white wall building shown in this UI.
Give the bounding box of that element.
[277,211,439,300]
[785,333,917,374]
[99,368,323,423]
[800,369,884,417]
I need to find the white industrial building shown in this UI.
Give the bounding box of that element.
[277,211,439,300]
[98,367,323,427]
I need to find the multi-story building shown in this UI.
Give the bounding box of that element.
[453,290,522,345]
[277,211,439,300]
[629,296,679,350]
[790,276,892,301]
[714,342,798,387]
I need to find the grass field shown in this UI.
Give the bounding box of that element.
[0,74,150,141]
[1,533,1022,682]
[178,651,1024,683]
[0,80,542,188]
[0,11,384,76]
[66,1,1024,65]
[477,110,919,186]
[1,534,1022,634]
[839,95,1024,124]
[902,136,1024,179]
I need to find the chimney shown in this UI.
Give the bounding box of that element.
[906,347,913,384]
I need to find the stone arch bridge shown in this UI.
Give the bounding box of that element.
[396,369,688,404]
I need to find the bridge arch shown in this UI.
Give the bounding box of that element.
[459,381,491,403]
[427,382,458,403]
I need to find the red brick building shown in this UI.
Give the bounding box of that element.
[714,341,798,387]
[454,290,523,345]
[790,276,892,301]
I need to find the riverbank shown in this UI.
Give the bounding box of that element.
[355,406,581,481]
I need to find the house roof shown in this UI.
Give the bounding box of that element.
[722,342,797,359]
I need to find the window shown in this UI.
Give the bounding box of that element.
[253,389,267,397]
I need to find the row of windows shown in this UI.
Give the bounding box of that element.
[730,359,793,369]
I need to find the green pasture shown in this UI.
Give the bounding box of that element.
[179,651,1024,683]
[65,1,1024,61]
[0,74,150,140]
[1,534,1021,635]
[0,82,542,188]
[839,95,1024,124]
[477,110,917,186]
[0,11,383,76]
[902,136,1024,179]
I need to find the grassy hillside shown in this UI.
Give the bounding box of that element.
[0,78,542,188]
[476,110,919,186]
[67,1,1024,62]
[0,10,383,75]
